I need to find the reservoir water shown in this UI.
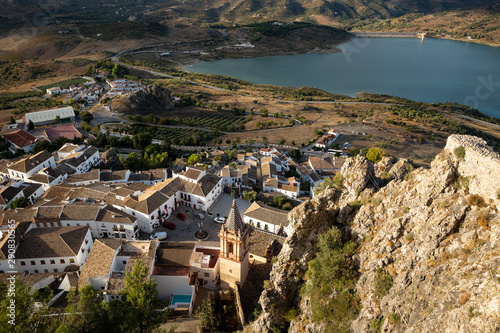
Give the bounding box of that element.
[186,38,500,118]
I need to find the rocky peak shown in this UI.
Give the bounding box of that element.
[112,84,174,115]
[250,135,500,333]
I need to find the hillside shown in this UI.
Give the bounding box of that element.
[250,134,500,332]
[349,3,500,46]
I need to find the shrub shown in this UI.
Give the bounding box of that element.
[349,200,363,211]
[389,313,400,325]
[284,308,300,322]
[454,145,466,160]
[366,148,385,163]
[300,227,360,332]
[467,194,486,207]
[455,175,470,193]
[263,280,272,289]
[374,268,393,298]
[370,318,384,332]
[477,209,490,229]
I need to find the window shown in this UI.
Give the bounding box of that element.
[85,240,88,245]
[123,261,127,265]
[81,249,84,254]
[20,261,26,266]
[40,260,46,265]
[50,260,55,265]
[30,261,36,265]
[34,270,39,273]
[44,269,49,273]
[60,259,65,264]
[204,272,210,277]
[69,259,75,264]
[54,269,58,272]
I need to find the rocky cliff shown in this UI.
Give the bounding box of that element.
[250,135,500,333]
[112,84,174,115]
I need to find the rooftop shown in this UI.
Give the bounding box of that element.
[244,201,289,226]
[3,129,37,148]
[16,226,90,259]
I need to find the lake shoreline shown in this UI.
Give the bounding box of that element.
[351,30,500,48]
[184,37,500,118]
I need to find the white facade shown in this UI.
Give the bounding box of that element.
[23,107,75,125]
[17,228,93,274]
[8,155,56,181]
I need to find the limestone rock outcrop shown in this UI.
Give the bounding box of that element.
[112,84,174,115]
[250,135,500,333]
[101,148,123,170]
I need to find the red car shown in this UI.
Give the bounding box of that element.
[177,213,187,220]
[163,222,176,230]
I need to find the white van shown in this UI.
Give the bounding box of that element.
[150,232,167,240]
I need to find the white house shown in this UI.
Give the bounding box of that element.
[152,243,197,314]
[15,226,93,274]
[78,239,158,302]
[58,146,101,174]
[27,167,67,190]
[3,129,38,152]
[57,143,85,160]
[34,204,139,240]
[243,201,291,235]
[314,130,340,149]
[7,151,56,181]
[219,166,242,187]
[190,245,221,290]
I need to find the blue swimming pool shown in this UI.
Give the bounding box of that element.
[171,294,192,305]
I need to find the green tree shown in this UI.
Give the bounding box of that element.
[10,116,15,124]
[195,299,220,332]
[272,195,290,209]
[111,63,129,79]
[262,136,269,146]
[366,148,385,163]
[242,190,258,202]
[121,260,163,333]
[260,108,269,117]
[10,197,29,209]
[187,154,201,165]
[313,174,344,196]
[81,111,94,123]
[300,227,360,332]
[27,120,34,131]
[289,149,302,161]
[0,278,55,332]
[132,133,152,150]
[229,161,238,169]
[55,116,61,124]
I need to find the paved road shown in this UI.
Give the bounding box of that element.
[458,114,500,131]
[111,52,231,93]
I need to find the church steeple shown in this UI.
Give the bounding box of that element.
[226,199,245,234]
[218,199,250,289]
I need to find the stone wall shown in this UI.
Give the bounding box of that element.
[445,134,500,204]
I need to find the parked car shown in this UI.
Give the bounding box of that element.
[150,232,167,240]
[195,213,205,219]
[163,222,176,230]
[177,213,187,220]
[214,216,226,224]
